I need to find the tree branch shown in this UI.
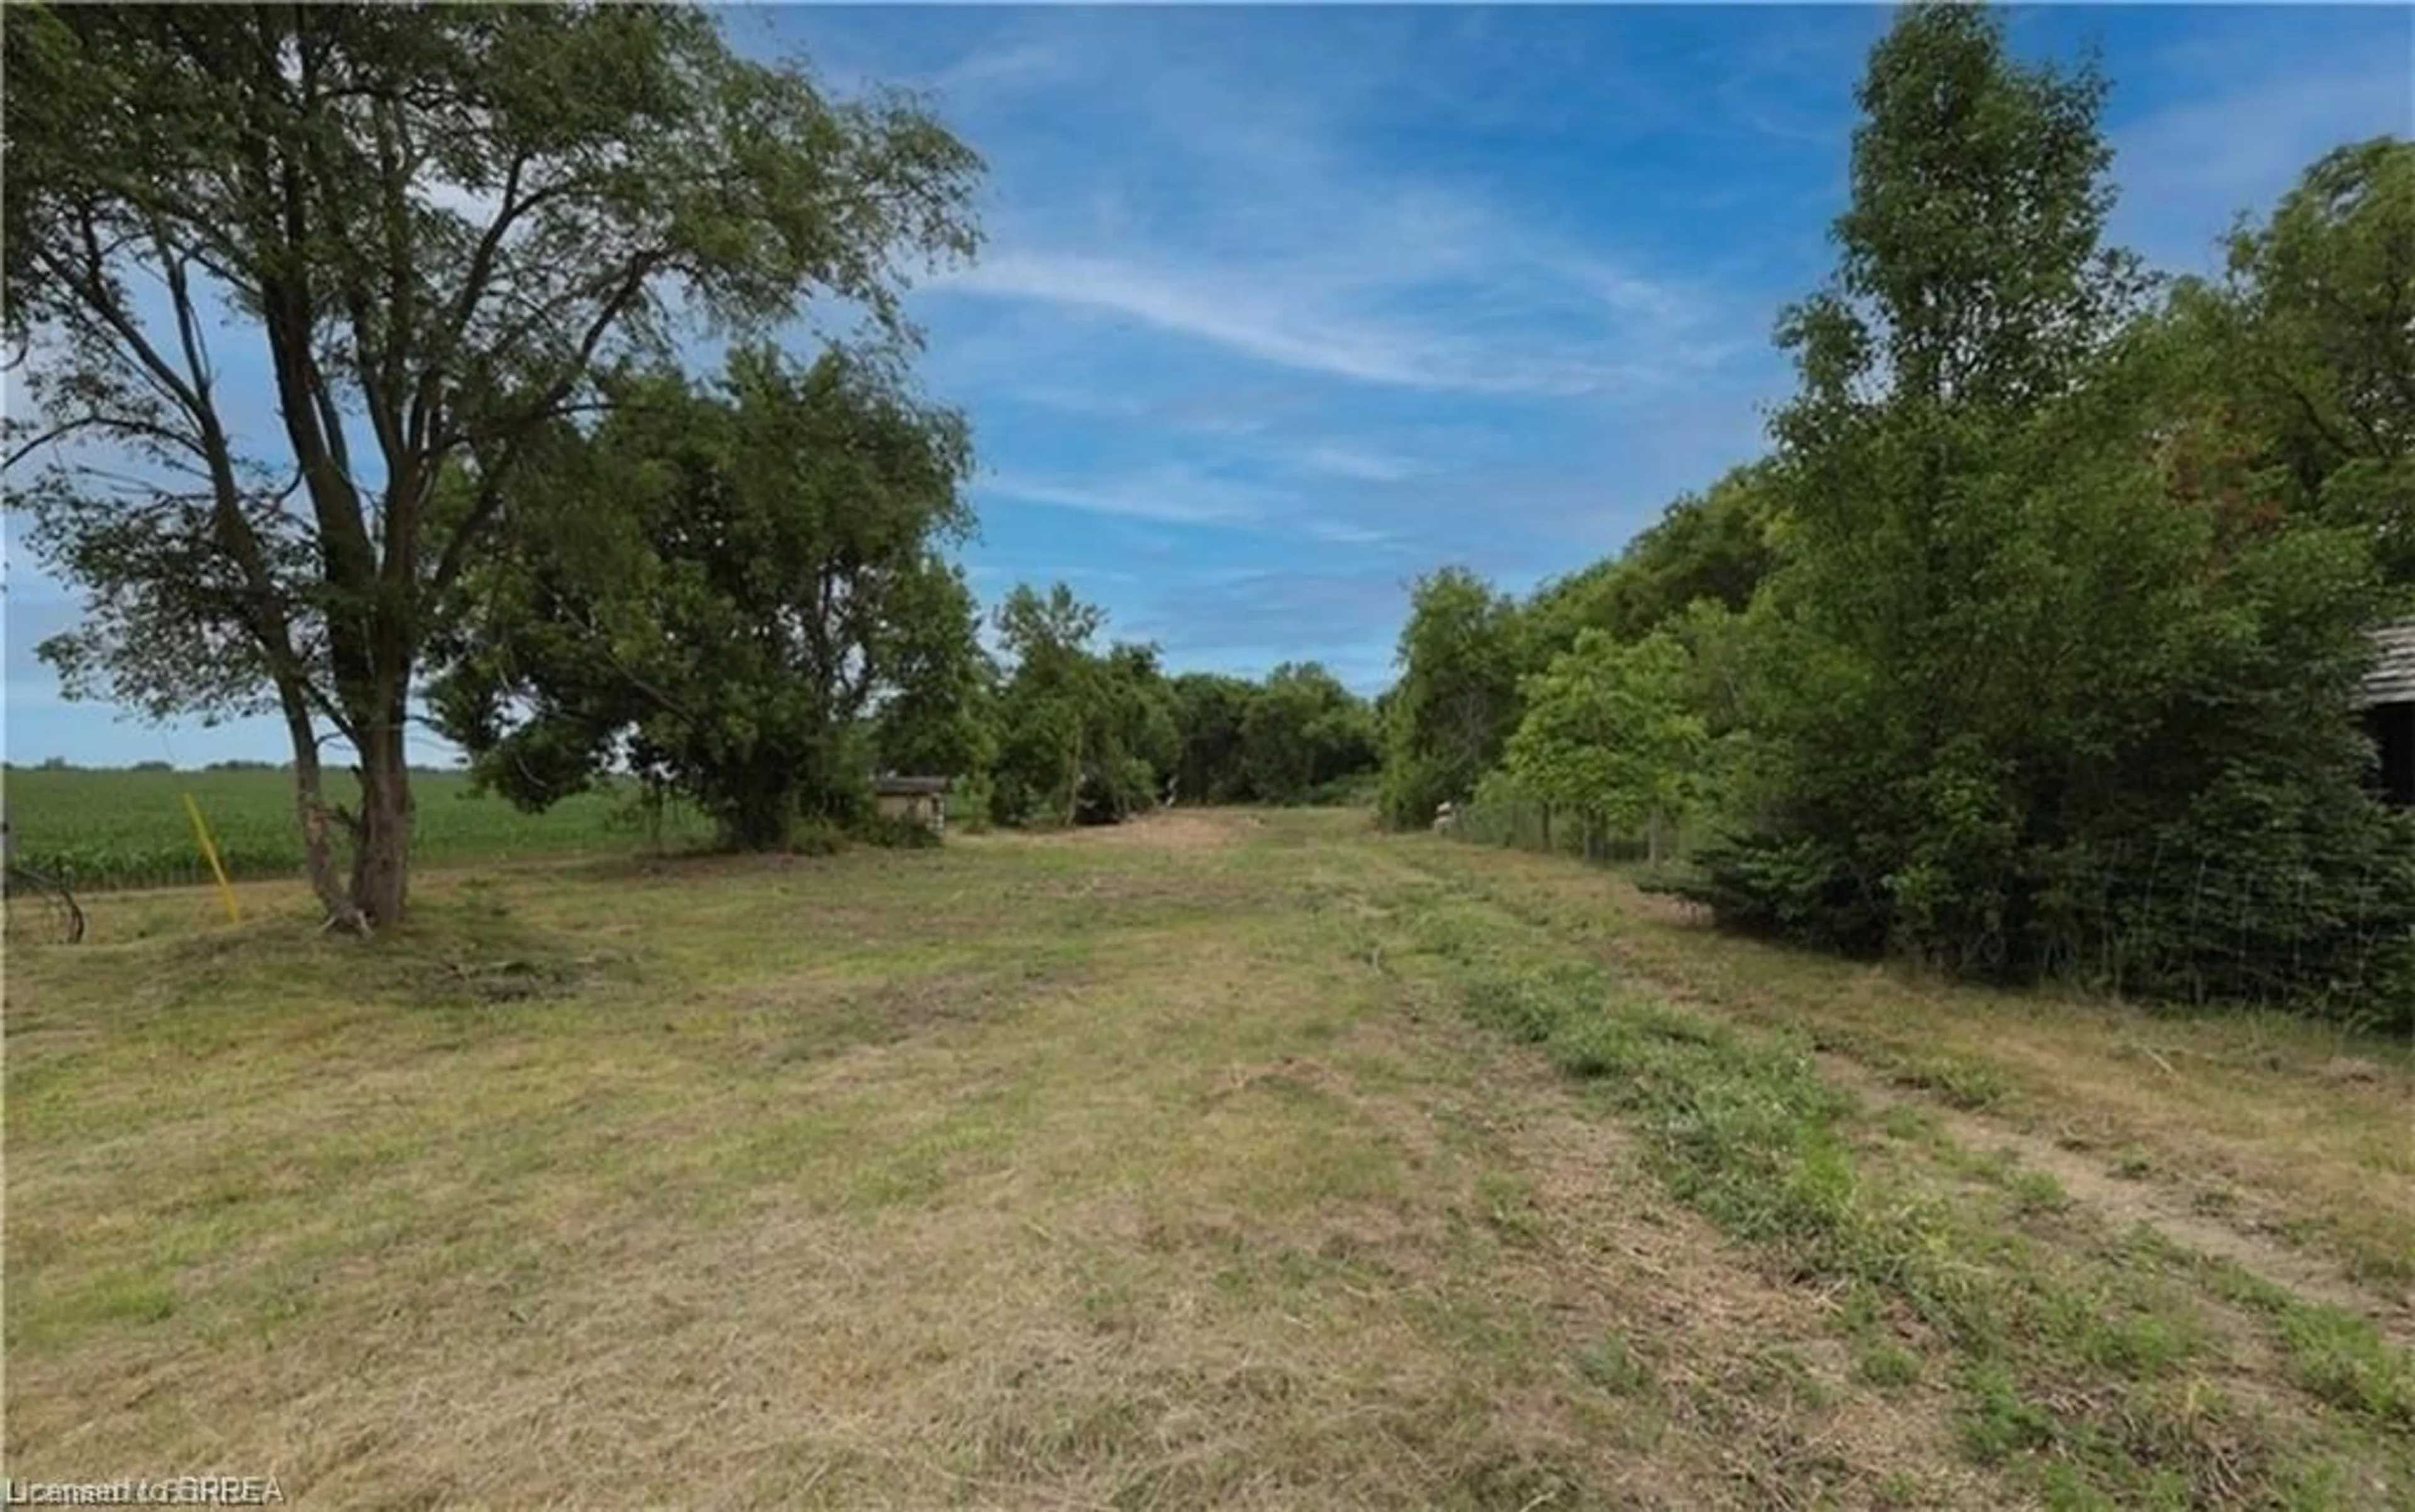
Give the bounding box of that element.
[35,233,206,426]
[5,413,208,474]
[424,253,662,601]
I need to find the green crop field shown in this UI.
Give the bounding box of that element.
[1,766,716,891]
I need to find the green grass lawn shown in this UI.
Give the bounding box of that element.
[2,765,717,891]
[8,810,2410,1509]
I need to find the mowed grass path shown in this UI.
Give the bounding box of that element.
[7,811,2411,1509]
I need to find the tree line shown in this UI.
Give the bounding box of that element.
[1379,4,2415,1027]
[437,469,1382,845]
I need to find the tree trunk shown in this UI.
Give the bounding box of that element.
[1062,737,1084,828]
[719,774,798,852]
[282,696,359,932]
[1540,804,1553,852]
[348,714,416,928]
[1647,808,1666,867]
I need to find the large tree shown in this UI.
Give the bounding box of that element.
[987,583,1105,827]
[986,584,1180,826]
[3,3,980,927]
[1699,1,2151,958]
[425,344,980,851]
[2166,137,2415,585]
[1376,567,1527,828]
[1168,671,1258,806]
[1501,630,1707,865]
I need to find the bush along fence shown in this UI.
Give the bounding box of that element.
[1440,796,1697,869]
[1438,795,2415,1035]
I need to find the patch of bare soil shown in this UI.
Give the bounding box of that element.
[1624,888,1711,928]
[1830,1053,2415,1344]
[1043,811,1251,852]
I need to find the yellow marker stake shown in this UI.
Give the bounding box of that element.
[183,792,242,925]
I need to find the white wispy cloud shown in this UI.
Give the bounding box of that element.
[1301,520,1399,548]
[927,40,1081,102]
[932,243,1715,398]
[913,22,1751,403]
[936,252,1445,391]
[2110,41,2414,273]
[1292,442,1421,484]
[978,466,1278,527]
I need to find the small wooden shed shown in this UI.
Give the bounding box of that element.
[872,775,950,834]
[2358,619,2415,807]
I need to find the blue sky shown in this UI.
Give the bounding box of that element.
[6,3,2412,767]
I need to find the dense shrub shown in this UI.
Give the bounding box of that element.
[855,814,942,850]
[1390,9,2415,1031]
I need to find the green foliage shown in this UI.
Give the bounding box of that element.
[944,771,997,835]
[1378,569,1528,828]
[1240,662,1379,806]
[1662,4,2415,1021]
[1382,465,1786,843]
[1169,673,1258,805]
[1523,462,1789,660]
[1501,630,1707,864]
[426,343,980,852]
[4,1,983,924]
[1160,667,1380,809]
[853,813,943,851]
[1408,5,2414,1029]
[871,567,999,785]
[985,584,1181,826]
[2180,138,2415,584]
[2067,771,2415,1025]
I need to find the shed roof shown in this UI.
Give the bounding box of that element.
[872,775,950,796]
[2361,619,2415,710]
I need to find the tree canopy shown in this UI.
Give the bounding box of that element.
[4,2,983,926]
[1500,630,1706,865]
[1376,568,1528,828]
[425,344,980,851]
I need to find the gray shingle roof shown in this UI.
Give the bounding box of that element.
[2361,620,2415,709]
[872,775,950,796]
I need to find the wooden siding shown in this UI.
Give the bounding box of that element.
[2360,620,2415,710]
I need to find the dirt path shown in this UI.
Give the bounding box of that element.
[1826,1052,2415,1347]
[1035,809,1256,851]
[1385,834,2415,1335]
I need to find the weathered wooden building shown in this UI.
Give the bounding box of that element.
[2361,619,2415,807]
[872,775,950,834]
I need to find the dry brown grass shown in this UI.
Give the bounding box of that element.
[996,810,1250,853]
[6,809,2407,1508]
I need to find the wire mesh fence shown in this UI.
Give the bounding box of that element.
[1439,796,1690,868]
[1434,796,2415,1029]
[2027,843,2415,1026]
